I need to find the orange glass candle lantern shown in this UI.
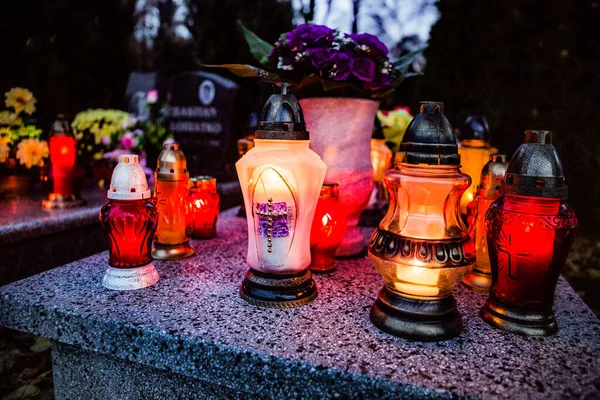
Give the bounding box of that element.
[368,102,475,341]
[42,115,86,209]
[152,143,195,260]
[187,176,220,239]
[237,84,326,308]
[99,155,159,290]
[481,130,578,336]
[457,111,498,215]
[462,154,509,291]
[310,183,346,272]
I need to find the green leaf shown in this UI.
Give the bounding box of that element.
[30,337,51,353]
[204,64,282,83]
[5,384,40,399]
[237,21,274,65]
[392,46,427,75]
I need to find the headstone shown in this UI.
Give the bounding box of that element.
[165,71,239,179]
[125,72,158,119]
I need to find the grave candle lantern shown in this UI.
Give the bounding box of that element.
[310,183,346,272]
[367,117,393,212]
[152,143,195,260]
[368,101,475,341]
[481,130,578,336]
[236,134,255,218]
[236,84,326,308]
[186,176,220,239]
[457,111,497,215]
[99,155,159,290]
[462,154,509,291]
[42,115,86,209]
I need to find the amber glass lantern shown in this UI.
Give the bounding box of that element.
[152,143,195,260]
[42,115,86,209]
[99,155,159,290]
[187,176,220,239]
[368,101,474,341]
[481,130,578,336]
[310,183,346,272]
[237,84,326,308]
[462,154,509,291]
[367,117,393,212]
[457,111,498,215]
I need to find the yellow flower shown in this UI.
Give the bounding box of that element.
[16,138,48,168]
[0,111,22,126]
[5,87,36,115]
[0,136,10,163]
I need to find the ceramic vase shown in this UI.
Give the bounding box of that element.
[300,97,377,257]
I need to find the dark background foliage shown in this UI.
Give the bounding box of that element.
[395,0,600,234]
[0,0,598,233]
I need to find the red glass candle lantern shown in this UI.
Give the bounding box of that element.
[42,115,86,209]
[368,102,474,341]
[462,154,508,291]
[152,143,195,260]
[310,183,346,272]
[99,154,159,290]
[187,176,220,239]
[481,130,578,336]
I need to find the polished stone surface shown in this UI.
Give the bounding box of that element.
[1,208,599,399]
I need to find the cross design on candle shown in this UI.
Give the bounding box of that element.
[256,198,289,253]
[496,231,531,280]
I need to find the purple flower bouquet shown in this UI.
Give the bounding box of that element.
[211,23,425,99]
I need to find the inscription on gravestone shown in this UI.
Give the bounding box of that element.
[165,71,238,179]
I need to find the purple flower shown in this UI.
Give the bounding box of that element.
[352,58,376,82]
[348,33,389,57]
[331,53,354,81]
[307,47,336,70]
[287,24,335,50]
[365,73,391,91]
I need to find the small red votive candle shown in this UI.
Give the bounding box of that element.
[186,176,220,239]
[310,183,346,272]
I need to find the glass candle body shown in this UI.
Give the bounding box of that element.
[369,165,474,298]
[466,194,495,281]
[458,139,496,214]
[310,184,346,272]
[187,178,220,239]
[49,135,77,196]
[236,139,326,274]
[486,195,577,311]
[100,199,158,269]
[154,179,190,245]
[367,138,393,210]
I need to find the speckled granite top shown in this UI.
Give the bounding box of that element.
[0,182,240,245]
[0,188,107,245]
[1,208,599,399]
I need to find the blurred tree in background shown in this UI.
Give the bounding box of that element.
[396,0,600,233]
[0,0,294,127]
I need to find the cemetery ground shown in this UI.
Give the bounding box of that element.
[0,232,599,399]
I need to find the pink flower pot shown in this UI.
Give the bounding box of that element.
[300,97,377,257]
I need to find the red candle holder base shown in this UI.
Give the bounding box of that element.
[240,268,317,308]
[152,241,195,261]
[462,269,491,292]
[102,263,160,291]
[370,287,463,342]
[309,252,336,272]
[42,194,86,210]
[480,294,557,337]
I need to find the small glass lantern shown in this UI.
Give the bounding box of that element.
[237,84,326,308]
[152,143,195,260]
[462,154,508,291]
[99,155,159,290]
[187,176,220,239]
[367,117,393,212]
[457,111,498,215]
[310,183,346,272]
[42,115,86,209]
[481,130,578,336]
[368,102,474,341]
